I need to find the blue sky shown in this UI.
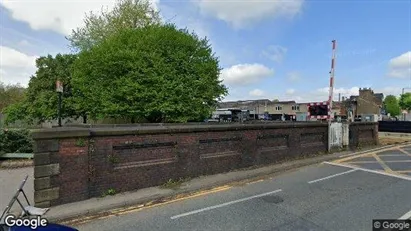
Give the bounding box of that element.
[1,0,410,103]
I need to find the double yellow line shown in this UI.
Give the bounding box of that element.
[62,185,232,226]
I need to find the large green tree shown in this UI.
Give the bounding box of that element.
[3,54,84,124]
[67,0,161,51]
[399,93,411,111]
[72,24,228,122]
[0,82,26,112]
[383,95,400,116]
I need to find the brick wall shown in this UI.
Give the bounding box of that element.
[357,89,381,115]
[32,122,377,207]
[349,122,379,149]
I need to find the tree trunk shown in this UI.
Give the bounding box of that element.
[83,114,87,124]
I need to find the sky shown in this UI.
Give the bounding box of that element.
[0,0,410,103]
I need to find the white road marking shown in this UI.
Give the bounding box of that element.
[399,210,411,220]
[170,189,282,220]
[308,169,357,184]
[324,162,411,181]
[338,145,396,158]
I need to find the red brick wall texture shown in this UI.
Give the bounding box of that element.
[32,122,378,207]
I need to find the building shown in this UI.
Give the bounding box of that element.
[341,88,384,118]
[217,99,343,121]
[218,100,305,115]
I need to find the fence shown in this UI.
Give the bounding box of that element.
[378,121,411,133]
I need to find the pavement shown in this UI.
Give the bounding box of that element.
[0,167,33,212]
[70,144,411,231]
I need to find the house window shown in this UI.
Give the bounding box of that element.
[292,105,300,111]
[275,106,282,111]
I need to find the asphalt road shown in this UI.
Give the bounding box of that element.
[74,157,411,231]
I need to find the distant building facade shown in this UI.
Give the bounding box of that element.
[340,88,384,118]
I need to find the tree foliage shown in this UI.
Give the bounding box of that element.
[72,24,228,122]
[4,54,81,124]
[67,0,161,51]
[399,93,411,111]
[0,129,33,154]
[383,95,400,116]
[0,82,26,112]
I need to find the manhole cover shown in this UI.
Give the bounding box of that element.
[261,195,284,204]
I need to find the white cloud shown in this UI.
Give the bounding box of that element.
[0,46,37,86]
[387,51,411,78]
[249,89,265,97]
[286,89,295,95]
[262,45,287,63]
[287,71,301,82]
[278,87,360,103]
[316,86,360,96]
[0,0,159,35]
[0,46,37,68]
[220,63,274,86]
[225,86,403,104]
[196,0,304,29]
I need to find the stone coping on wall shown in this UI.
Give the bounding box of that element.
[31,122,332,140]
[63,121,323,128]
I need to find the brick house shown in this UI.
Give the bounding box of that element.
[341,88,384,117]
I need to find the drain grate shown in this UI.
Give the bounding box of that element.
[261,195,284,204]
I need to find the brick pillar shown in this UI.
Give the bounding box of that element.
[32,129,90,207]
[33,139,61,208]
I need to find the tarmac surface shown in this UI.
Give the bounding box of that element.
[332,144,411,177]
[74,145,411,231]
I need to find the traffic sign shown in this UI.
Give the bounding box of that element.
[56,80,63,93]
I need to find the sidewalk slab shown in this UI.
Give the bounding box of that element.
[44,144,403,223]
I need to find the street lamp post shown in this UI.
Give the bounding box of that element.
[56,80,63,127]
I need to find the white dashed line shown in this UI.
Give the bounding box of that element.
[170,189,282,220]
[308,169,357,184]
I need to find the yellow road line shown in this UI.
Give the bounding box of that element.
[345,160,379,164]
[63,185,232,225]
[246,179,265,185]
[334,152,374,163]
[385,160,411,163]
[377,154,408,157]
[345,159,411,164]
[372,153,395,174]
[116,186,232,216]
[398,148,411,157]
[396,170,411,173]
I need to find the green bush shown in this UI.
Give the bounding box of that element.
[0,129,34,154]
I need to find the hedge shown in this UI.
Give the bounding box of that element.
[0,129,34,154]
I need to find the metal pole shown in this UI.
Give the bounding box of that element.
[328,40,337,152]
[58,92,62,127]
